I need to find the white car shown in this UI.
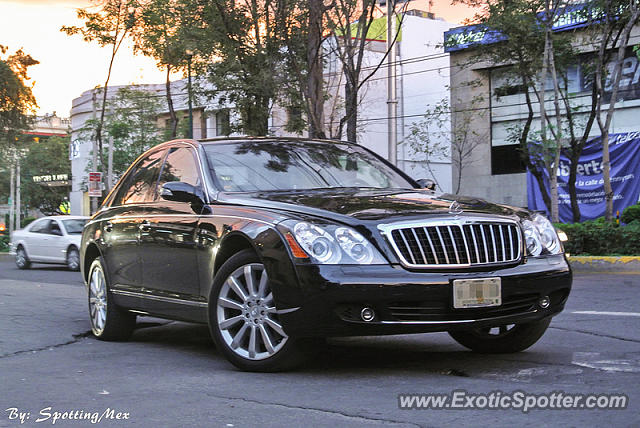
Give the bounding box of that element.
[9,216,89,271]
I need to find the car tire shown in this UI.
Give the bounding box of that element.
[87,257,136,341]
[15,246,31,270]
[66,246,80,271]
[448,318,552,353]
[208,249,314,372]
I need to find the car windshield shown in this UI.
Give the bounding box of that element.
[203,141,415,192]
[62,219,87,234]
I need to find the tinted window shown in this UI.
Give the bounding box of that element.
[203,141,414,192]
[29,219,50,233]
[491,144,527,175]
[157,147,201,191]
[112,150,166,206]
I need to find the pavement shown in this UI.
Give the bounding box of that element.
[0,260,639,427]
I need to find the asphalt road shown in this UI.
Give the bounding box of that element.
[0,259,639,427]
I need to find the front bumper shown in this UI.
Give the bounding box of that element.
[278,254,572,337]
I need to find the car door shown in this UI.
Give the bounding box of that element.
[23,219,51,261]
[139,145,203,299]
[46,220,68,263]
[101,149,166,289]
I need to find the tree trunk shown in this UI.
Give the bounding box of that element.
[595,6,640,220]
[344,77,357,142]
[165,65,178,138]
[307,0,325,139]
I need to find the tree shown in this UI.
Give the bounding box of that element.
[453,0,601,222]
[325,0,408,142]
[406,95,486,194]
[0,45,38,141]
[131,0,188,139]
[62,0,140,177]
[76,86,164,183]
[590,0,640,220]
[20,136,72,216]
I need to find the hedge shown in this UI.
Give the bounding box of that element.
[554,220,640,256]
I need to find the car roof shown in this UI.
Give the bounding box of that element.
[38,215,89,221]
[197,136,352,146]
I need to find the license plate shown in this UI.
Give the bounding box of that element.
[453,278,501,309]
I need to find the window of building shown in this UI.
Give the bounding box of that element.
[491,144,527,175]
[216,110,230,136]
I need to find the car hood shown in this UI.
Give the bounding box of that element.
[218,188,528,224]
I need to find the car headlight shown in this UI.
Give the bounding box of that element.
[285,221,386,264]
[532,213,562,254]
[521,214,562,256]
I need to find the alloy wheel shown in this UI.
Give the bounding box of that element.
[216,263,288,360]
[89,264,108,335]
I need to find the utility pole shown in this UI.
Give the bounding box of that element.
[91,91,98,214]
[107,135,114,191]
[16,158,21,229]
[9,157,15,235]
[186,49,194,139]
[386,0,398,166]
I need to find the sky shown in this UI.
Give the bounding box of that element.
[0,0,475,118]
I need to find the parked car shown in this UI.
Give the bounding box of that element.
[10,216,89,271]
[80,138,571,371]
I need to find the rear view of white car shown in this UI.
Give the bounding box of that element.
[9,216,89,271]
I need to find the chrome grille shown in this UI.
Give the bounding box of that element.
[380,219,522,268]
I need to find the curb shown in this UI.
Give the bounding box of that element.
[568,255,640,273]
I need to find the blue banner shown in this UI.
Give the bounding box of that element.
[527,132,640,223]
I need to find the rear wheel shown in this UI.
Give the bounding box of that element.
[66,247,80,271]
[449,318,551,353]
[88,257,136,341]
[208,250,312,372]
[15,246,31,270]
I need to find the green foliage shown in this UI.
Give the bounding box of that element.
[21,217,35,228]
[76,86,163,183]
[20,136,72,216]
[555,221,640,255]
[621,204,640,224]
[0,46,38,142]
[0,234,9,252]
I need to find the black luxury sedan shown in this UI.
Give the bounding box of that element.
[80,137,571,371]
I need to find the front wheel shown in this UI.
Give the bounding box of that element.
[15,246,31,269]
[449,318,552,353]
[208,250,312,372]
[88,257,136,341]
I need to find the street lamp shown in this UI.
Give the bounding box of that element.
[186,49,194,139]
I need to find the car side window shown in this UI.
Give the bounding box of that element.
[48,221,63,236]
[156,147,201,194]
[30,219,51,234]
[112,150,166,206]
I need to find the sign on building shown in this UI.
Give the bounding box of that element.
[88,172,102,197]
[527,132,640,222]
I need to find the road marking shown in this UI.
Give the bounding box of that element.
[572,311,640,317]
[573,352,640,373]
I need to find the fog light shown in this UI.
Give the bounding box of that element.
[539,296,550,309]
[360,307,375,322]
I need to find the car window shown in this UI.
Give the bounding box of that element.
[156,147,201,193]
[61,219,88,234]
[48,221,63,236]
[112,150,166,206]
[29,219,51,234]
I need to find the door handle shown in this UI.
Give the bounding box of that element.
[139,220,151,232]
[104,222,113,233]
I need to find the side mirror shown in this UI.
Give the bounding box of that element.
[416,178,437,191]
[160,182,205,204]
